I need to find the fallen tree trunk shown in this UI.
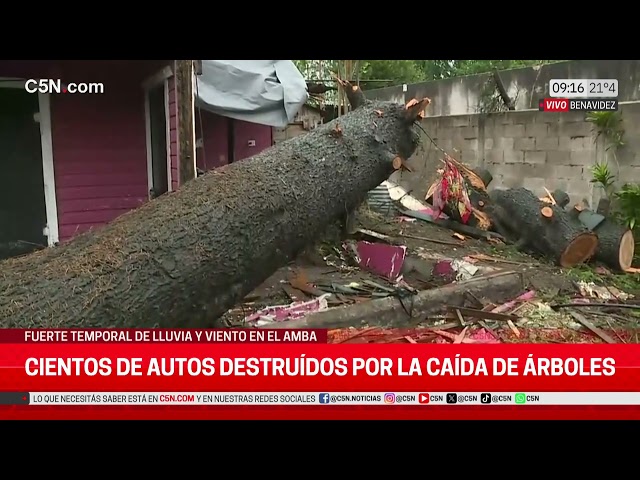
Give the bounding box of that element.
[489,187,598,267]
[571,206,634,271]
[259,270,523,329]
[0,84,431,328]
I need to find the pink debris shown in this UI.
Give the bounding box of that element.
[468,328,501,344]
[244,294,330,325]
[491,290,536,314]
[355,241,407,280]
[419,206,448,220]
[431,260,456,284]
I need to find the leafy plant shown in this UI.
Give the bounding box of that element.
[614,184,640,230]
[585,110,625,150]
[590,161,616,198]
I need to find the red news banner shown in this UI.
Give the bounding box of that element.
[1,328,639,419]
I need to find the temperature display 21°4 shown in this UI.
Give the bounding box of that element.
[549,79,618,98]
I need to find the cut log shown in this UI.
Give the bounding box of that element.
[594,221,635,271]
[575,210,634,271]
[0,92,429,328]
[489,187,599,267]
[259,270,523,329]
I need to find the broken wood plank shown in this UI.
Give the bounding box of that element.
[568,310,617,344]
[551,302,640,311]
[259,270,524,329]
[446,306,520,322]
[394,232,462,247]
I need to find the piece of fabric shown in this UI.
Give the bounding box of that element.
[196,60,308,128]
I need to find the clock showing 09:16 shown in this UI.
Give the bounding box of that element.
[549,79,618,98]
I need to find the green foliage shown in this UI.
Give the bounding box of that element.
[585,110,625,150]
[590,161,616,198]
[615,184,640,231]
[292,60,560,91]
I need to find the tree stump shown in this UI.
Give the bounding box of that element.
[490,187,599,267]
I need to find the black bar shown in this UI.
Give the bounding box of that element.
[0,392,29,405]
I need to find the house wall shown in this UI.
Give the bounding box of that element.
[196,110,229,170]
[392,102,640,209]
[0,60,174,242]
[196,110,273,171]
[233,119,272,162]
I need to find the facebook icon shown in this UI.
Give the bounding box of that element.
[319,393,330,404]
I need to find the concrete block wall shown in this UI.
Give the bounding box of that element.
[392,103,640,208]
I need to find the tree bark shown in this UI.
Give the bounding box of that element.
[0,93,429,328]
[489,187,599,267]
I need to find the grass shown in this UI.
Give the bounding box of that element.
[566,264,640,295]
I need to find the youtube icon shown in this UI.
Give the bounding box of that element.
[418,393,430,404]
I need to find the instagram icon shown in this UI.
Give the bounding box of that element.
[384,393,396,404]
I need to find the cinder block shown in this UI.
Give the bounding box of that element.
[487,124,505,137]
[501,176,525,188]
[460,126,478,139]
[559,136,589,151]
[512,111,538,125]
[484,138,494,149]
[510,163,549,178]
[552,165,583,180]
[560,121,593,138]
[547,151,571,165]
[484,149,504,164]
[525,151,546,164]
[536,136,560,150]
[514,137,536,151]
[569,150,595,166]
[491,113,512,125]
[566,180,592,201]
[495,137,515,150]
[491,163,520,178]
[438,138,453,151]
[503,150,524,164]
[462,138,479,151]
[522,177,547,194]
[460,150,478,164]
[434,117,452,128]
[617,166,640,183]
[452,116,470,127]
[525,123,548,137]
[503,124,525,137]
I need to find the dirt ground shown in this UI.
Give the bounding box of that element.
[220,207,640,344]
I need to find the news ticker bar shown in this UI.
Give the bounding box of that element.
[6,392,640,406]
[539,98,617,112]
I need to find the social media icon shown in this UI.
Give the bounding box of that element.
[418,393,430,404]
[384,393,396,404]
[319,393,330,404]
[515,393,526,404]
[446,393,457,404]
[481,393,491,404]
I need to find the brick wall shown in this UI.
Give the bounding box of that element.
[394,103,640,208]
